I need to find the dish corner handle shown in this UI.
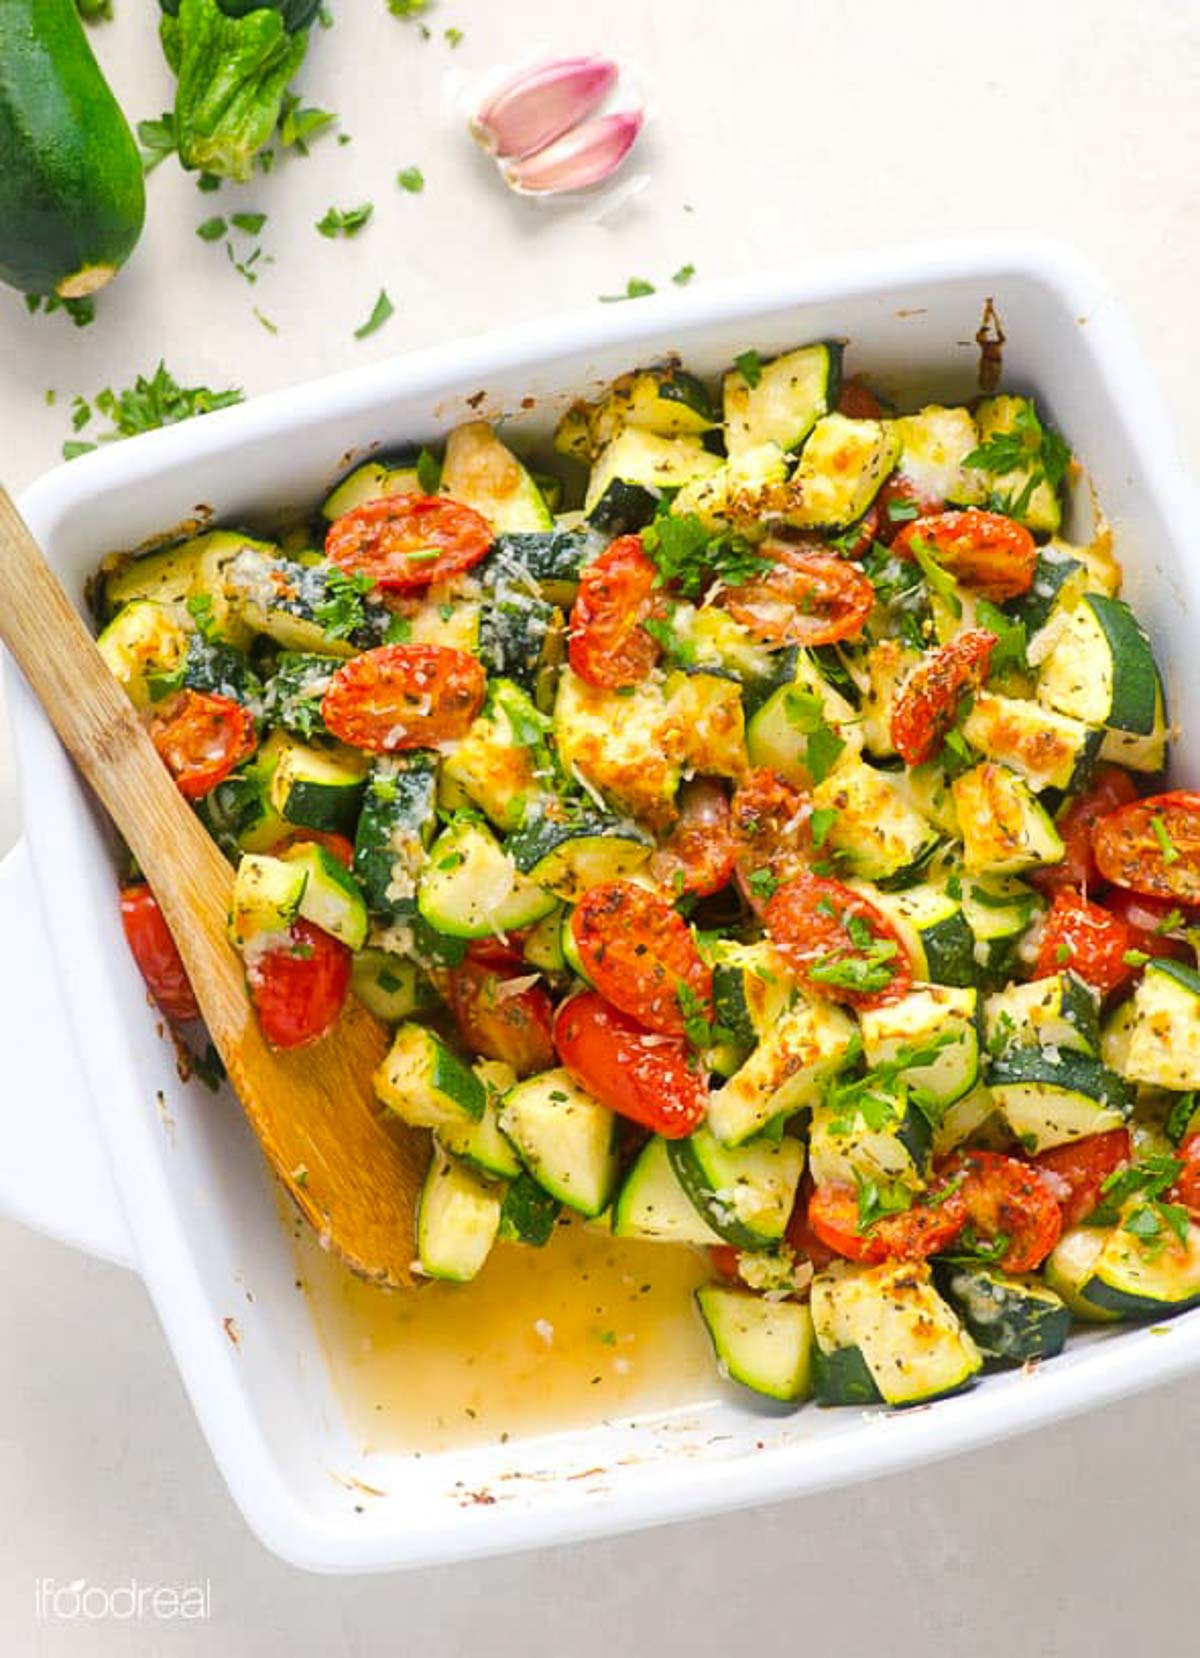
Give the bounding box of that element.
[0,839,137,1270]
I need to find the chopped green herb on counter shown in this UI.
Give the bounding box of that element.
[316,203,374,237]
[354,290,395,339]
[397,166,425,194]
[600,278,656,303]
[61,362,243,459]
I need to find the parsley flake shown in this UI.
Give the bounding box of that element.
[600,278,657,303]
[397,166,425,194]
[734,350,763,389]
[355,289,395,340]
[317,203,374,238]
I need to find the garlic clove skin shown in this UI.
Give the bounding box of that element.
[471,56,619,161]
[502,110,644,195]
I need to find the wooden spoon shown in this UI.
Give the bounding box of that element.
[0,487,426,1287]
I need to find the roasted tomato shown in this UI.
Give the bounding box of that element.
[448,956,556,1077]
[119,884,200,1023]
[246,918,351,1049]
[568,534,663,689]
[570,882,712,1035]
[785,1173,836,1269]
[325,495,493,591]
[873,473,945,544]
[1034,1129,1132,1228]
[730,768,813,903]
[650,779,737,898]
[807,1177,968,1264]
[553,990,708,1139]
[1034,887,1137,997]
[321,643,486,752]
[1092,790,1200,904]
[764,871,912,1010]
[1029,765,1139,896]
[1102,888,1195,963]
[1174,1133,1200,1213]
[892,509,1037,602]
[890,628,998,765]
[836,376,885,419]
[708,1244,743,1282]
[147,690,256,801]
[273,830,355,870]
[720,544,875,647]
[944,1148,1063,1272]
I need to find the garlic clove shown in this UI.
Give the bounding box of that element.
[471,56,619,161]
[502,110,644,195]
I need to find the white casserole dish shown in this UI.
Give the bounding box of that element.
[2,237,1198,1574]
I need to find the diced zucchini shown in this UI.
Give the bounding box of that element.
[858,638,922,760]
[812,758,939,882]
[103,529,268,649]
[859,986,981,1108]
[961,692,1101,794]
[521,907,567,973]
[374,1022,486,1130]
[437,1061,524,1180]
[223,551,366,657]
[938,1266,1070,1361]
[952,763,1064,875]
[667,1128,804,1250]
[353,753,439,918]
[745,650,863,785]
[612,1136,723,1245]
[588,364,717,448]
[1115,960,1200,1091]
[709,940,796,1047]
[931,1083,999,1156]
[178,635,263,708]
[1036,594,1167,771]
[441,420,551,534]
[809,1076,931,1190]
[229,853,308,946]
[973,395,1063,535]
[321,456,422,521]
[585,429,723,531]
[1042,1226,1122,1323]
[724,342,840,459]
[552,666,684,831]
[657,602,776,684]
[986,1047,1133,1152]
[417,1147,502,1283]
[696,1287,814,1404]
[396,590,484,657]
[784,414,900,530]
[498,1171,562,1246]
[960,875,1042,982]
[197,729,292,858]
[890,405,984,506]
[278,841,369,950]
[350,949,436,1022]
[498,1068,619,1217]
[669,443,789,538]
[478,579,561,706]
[484,526,604,607]
[97,599,190,710]
[811,1260,982,1407]
[851,880,979,988]
[1046,1216,1200,1321]
[269,736,369,834]
[1011,543,1089,639]
[417,818,556,939]
[441,679,553,831]
[984,972,1100,1060]
[262,651,342,739]
[664,670,750,778]
[707,998,858,1146]
[506,807,651,901]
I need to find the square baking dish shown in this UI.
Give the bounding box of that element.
[3,237,1198,1573]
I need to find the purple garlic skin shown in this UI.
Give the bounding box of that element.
[503,111,645,195]
[472,56,619,161]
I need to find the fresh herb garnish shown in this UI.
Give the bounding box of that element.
[973,596,1029,675]
[672,264,696,286]
[808,936,899,994]
[747,868,779,903]
[397,166,425,194]
[1085,1155,1185,1249]
[810,806,837,849]
[964,399,1071,520]
[886,498,920,523]
[677,982,731,1052]
[854,1171,913,1234]
[416,447,442,494]
[61,363,243,460]
[316,203,374,238]
[1165,1093,1198,1145]
[384,613,413,644]
[1150,815,1180,865]
[734,349,763,389]
[640,511,770,599]
[600,278,656,303]
[231,211,267,236]
[186,593,217,641]
[444,25,464,46]
[277,92,337,155]
[781,688,845,784]
[313,570,374,641]
[355,289,395,340]
[908,534,962,617]
[1122,948,1151,968]
[196,216,227,241]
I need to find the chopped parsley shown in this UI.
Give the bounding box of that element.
[277,93,337,155]
[810,806,837,849]
[384,613,413,644]
[397,166,425,194]
[444,25,463,46]
[747,868,779,903]
[641,511,770,599]
[186,592,218,640]
[1165,1092,1198,1145]
[964,399,1071,520]
[939,1225,1011,1266]
[1085,1154,1188,1248]
[196,216,227,241]
[677,982,731,1052]
[416,447,442,494]
[781,688,845,784]
[808,935,899,995]
[885,498,920,523]
[734,350,763,389]
[316,203,374,238]
[61,363,243,460]
[387,0,430,13]
[313,570,374,641]
[1150,815,1180,865]
[908,534,962,617]
[672,263,696,286]
[600,278,656,303]
[231,211,267,236]
[854,1171,912,1234]
[974,596,1029,675]
[1122,949,1151,968]
[354,289,395,340]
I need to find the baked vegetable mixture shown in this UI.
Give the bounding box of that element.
[100,345,1200,1410]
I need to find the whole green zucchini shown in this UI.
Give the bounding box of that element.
[0,0,145,297]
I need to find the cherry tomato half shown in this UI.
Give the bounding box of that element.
[873,473,946,544]
[147,690,256,801]
[721,544,875,647]
[1034,1128,1131,1228]
[730,768,813,905]
[836,376,886,419]
[764,871,913,1010]
[448,957,556,1078]
[1092,790,1200,904]
[321,644,487,753]
[1102,888,1195,964]
[785,1173,836,1269]
[273,830,355,870]
[1034,887,1136,998]
[890,628,997,766]
[246,918,350,1050]
[944,1148,1063,1272]
[649,778,737,899]
[1029,765,1138,896]
[1174,1133,1200,1214]
[568,534,663,689]
[325,495,493,591]
[553,990,708,1139]
[893,509,1037,602]
[570,882,712,1035]
[119,884,200,1023]
[807,1178,967,1264]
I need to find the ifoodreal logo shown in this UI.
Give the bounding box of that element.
[34,1577,211,1622]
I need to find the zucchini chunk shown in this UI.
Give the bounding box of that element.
[521,906,566,973]
[653,602,776,684]
[262,651,342,739]
[553,667,684,831]
[498,1068,619,1217]
[97,599,190,710]
[931,1083,1000,1157]
[391,590,484,657]
[665,670,750,778]
[484,526,604,607]
[321,455,422,521]
[506,807,651,900]
[498,1171,562,1246]
[723,342,841,460]
[223,551,368,657]
[587,364,718,449]
[986,1047,1133,1152]
[858,638,922,760]
[707,998,858,1147]
[269,736,369,834]
[1046,1216,1200,1321]
[229,852,308,946]
[417,817,556,939]
[984,972,1100,1060]
[850,881,978,989]
[938,1266,1070,1361]
[809,1075,931,1191]
[961,692,1101,794]
[709,940,797,1047]
[669,444,789,538]
[441,678,553,831]
[1114,960,1200,1091]
[350,949,436,1023]
[973,395,1063,535]
[785,414,901,530]
[1036,594,1167,772]
[417,1147,503,1283]
[178,634,263,707]
[746,650,863,785]
[810,1260,982,1407]
[959,875,1043,982]
[103,529,269,649]
[585,429,723,532]
[612,1136,723,1245]
[375,1023,487,1130]
[890,405,985,507]
[811,758,939,882]
[278,841,369,950]
[437,1061,524,1180]
[696,1287,814,1404]
[441,420,552,534]
[952,762,1064,875]
[1011,543,1089,639]
[667,1128,805,1250]
[353,753,440,918]
[859,985,981,1108]
[197,729,292,858]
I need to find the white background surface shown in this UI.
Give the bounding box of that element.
[1,1,1199,1651]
